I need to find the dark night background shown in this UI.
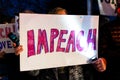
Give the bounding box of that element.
[0,0,100,17]
[0,0,118,80]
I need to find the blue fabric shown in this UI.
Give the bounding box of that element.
[0,0,100,17]
[0,0,19,17]
[0,0,52,17]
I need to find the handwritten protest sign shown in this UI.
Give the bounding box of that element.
[0,23,18,53]
[98,0,117,16]
[20,13,99,71]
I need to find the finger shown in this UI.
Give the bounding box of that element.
[95,58,106,72]
[16,49,23,55]
[13,43,16,47]
[15,45,23,55]
[16,45,23,51]
[15,48,23,55]
[97,67,105,72]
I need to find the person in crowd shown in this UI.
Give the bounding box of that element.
[22,9,34,13]
[14,7,106,80]
[49,7,106,80]
[48,7,67,14]
[0,51,8,80]
[0,9,40,80]
[98,1,120,80]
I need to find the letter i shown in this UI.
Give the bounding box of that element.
[27,30,35,57]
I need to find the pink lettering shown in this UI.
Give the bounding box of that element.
[27,28,97,57]
[5,27,12,37]
[27,30,35,57]
[50,29,59,52]
[0,25,16,39]
[56,30,68,52]
[37,29,49,54]
[76,31,84,51]
[66,30,75,52]
[0,28,4,38]
[87,29,96,50]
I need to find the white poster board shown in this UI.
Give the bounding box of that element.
[0,23,18,53]
[98,0,117,16]
[20,13,99,71]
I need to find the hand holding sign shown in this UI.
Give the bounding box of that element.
[92,57,106,72]
[0,51,5,58]
[14,44,23,55]
[20,13,99,71]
